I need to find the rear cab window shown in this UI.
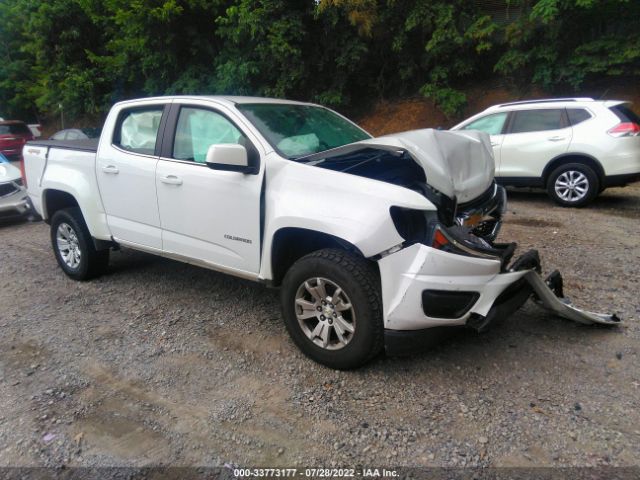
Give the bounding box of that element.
[509,109,567,133]
[113,107,164,155]
[461,112,508,135]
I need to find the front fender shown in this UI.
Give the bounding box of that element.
[259,154,435,280]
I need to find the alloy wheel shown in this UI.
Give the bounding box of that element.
[56,222,81,269]
[554,170,589,202]
[294,277,356,350]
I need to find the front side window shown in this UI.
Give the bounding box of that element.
[461,112,508,135]
[114,107,164,155]
[173,107,246,163]
[237,103,370,159]
[510,109,564,133]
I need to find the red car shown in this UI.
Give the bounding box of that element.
[0,120,34,162]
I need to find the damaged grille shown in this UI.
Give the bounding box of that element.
[471,218,500,239]
[456,183,506,242]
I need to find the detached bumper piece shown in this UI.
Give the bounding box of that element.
[468,249,621,332]
[380,243,620,356]
[526,269,620,326]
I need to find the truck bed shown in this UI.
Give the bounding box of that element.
[26,138,98,153]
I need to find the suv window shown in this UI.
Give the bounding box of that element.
[567,108,591,126]
[609,104,640,124]
[173,107,246,163]
[114,107,164,155]
[510,109,564,133]
[461,112,508,135]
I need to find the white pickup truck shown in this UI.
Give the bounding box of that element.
[23,96,619,368]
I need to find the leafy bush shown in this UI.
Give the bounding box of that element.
[0,0,638,122]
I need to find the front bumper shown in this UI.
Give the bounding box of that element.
[0,185,31,218]
[378,243,620,354]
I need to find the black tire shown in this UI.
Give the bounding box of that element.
[50,207,109,280]
[280,248,384,370]
[547,163,599,207]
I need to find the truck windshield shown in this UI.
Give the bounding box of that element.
[237,103,371,159]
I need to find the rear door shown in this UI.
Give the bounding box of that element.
[499,108,572,178]
[459,112,509,167]
[96,103,168,250]
[155,101,264,276]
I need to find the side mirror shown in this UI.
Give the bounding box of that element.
[205,144,257,174]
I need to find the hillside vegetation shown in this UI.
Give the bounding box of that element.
[1,0,639,125]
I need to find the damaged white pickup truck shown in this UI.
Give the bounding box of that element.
[23,96,619,368]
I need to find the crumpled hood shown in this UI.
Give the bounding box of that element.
[353,129,495,204]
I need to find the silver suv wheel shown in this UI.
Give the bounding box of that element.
[294,277,356,350]
[554,170,589,202]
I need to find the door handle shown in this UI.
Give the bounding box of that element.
[160,175,183,186]
[101,165,119,174]
[547,136,566,142]
[491,142,500,147]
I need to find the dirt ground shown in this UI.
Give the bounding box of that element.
[0,184,639,469]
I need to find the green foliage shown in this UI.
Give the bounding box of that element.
[0,0,639,122]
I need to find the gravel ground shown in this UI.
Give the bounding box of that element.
[0,184,639,469]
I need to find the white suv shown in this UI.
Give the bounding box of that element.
[452,98,640,206]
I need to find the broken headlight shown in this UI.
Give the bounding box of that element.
[389,206,431,245]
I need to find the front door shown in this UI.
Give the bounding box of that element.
[156,104,263,275]
[458,111,509,172]
[96,104,167,250]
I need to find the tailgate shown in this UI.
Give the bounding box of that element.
[23,144,50,216]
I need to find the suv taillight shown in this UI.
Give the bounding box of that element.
[19,157,27,188]
[607,122,640,137]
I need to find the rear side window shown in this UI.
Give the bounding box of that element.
[113,107,164,155]
[510,109,564,133]
[567,108,591,126]
[610,104,640,124]
[0,123,31,135]
[461,112,508,135]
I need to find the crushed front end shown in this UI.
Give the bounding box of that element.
[380,182,620,354]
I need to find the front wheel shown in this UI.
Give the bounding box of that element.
[50,207,109,280]
[280,249,384,369]
[547,163,599,207]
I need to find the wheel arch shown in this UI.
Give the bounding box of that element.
[542,153,604,187]
[269,227,368,287]
[42,189,79,223]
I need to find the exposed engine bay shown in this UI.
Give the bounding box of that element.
[303,145,506,258]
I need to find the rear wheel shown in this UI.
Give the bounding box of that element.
[50,207,109,280]
[547,163,599,207]
[280,249,383,369]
